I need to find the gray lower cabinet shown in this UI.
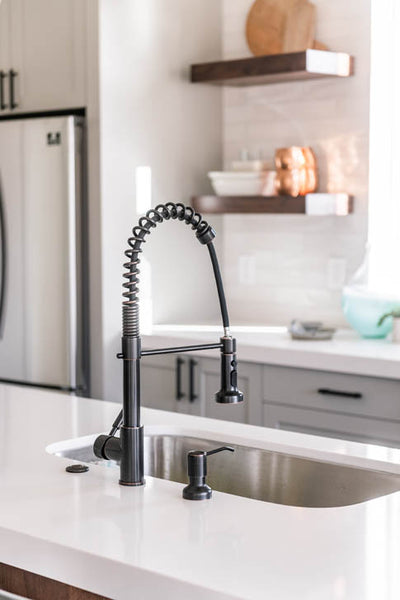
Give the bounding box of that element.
[142,353,400,446]
[141,354,199,415]
[140,354,177,411]
[141,353,263,424]
[264,404,400,447]
[263,364,400,447]
[197,357,263,425]
[140,353,202,416]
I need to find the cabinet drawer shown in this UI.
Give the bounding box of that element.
[263,403,400,448]
[263,365,400,420]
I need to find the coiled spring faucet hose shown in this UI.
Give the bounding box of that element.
[122,202,230,336]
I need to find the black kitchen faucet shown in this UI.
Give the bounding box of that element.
[93,203,243,486]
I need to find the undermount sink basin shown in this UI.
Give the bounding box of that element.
[49,434,400,508]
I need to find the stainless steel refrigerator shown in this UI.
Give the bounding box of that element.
[0,114,89,394]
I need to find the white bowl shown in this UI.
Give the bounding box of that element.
[208,171,276,196]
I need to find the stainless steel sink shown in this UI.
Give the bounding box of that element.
[52,434,400,508]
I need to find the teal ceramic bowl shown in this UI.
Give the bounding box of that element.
[342,289,397,339]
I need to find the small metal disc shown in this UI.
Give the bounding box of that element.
[65,464,89,474]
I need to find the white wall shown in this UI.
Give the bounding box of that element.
[86,0,102,398]
[221,0,371,327]
[98,0,223,402]
[368,0,400,297]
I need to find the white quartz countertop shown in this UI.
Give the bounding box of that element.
[2,383,400,600]
[143,325,400,379]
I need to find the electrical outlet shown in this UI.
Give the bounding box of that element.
[327,258,347,290]
[238,255,256,286]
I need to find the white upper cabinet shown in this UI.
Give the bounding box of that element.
[0,1,11,68]
[0,0,11,111]
[0,0,87,114]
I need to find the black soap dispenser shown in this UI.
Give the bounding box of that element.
[182,446,235,500]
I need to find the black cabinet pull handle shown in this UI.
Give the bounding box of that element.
[9,69,18,109]
[176,357,185,401]
[318,388,363,399]
[0,180,6,338]
[189,359,198,403]
[0,71,7,110]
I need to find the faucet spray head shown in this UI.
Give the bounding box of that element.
[215,337,244,404]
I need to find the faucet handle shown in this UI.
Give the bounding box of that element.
[206,446,235,457]
[182,446,235,501]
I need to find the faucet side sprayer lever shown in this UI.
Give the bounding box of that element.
[93,203,243,487]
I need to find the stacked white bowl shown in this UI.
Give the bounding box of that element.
[208,158,276,196]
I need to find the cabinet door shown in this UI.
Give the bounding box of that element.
[140,354,202,416]
[198,358,263,425]
[0,0,11,67]
[264,404,400,448]
[140,354,181,412]
[179,356,202,416]
[9,0,87,112]
[0,0,11,112]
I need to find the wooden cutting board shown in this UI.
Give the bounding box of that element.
[246,0,316,56]
[284,0,316,52]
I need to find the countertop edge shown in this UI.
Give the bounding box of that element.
[0,527,235,600]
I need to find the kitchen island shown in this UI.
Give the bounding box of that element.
[1,382,400,599]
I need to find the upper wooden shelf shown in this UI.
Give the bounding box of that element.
[192,194,354,216]
[191,49,354,87]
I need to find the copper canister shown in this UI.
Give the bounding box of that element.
[275,147,318,197]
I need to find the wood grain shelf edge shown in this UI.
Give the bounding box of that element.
[191,50,354,87]
[191,194,354,216]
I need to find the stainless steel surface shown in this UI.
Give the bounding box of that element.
[66,117,78,390]
[55,434,400,507]
[0,115,88,393]
[0,591,30,600]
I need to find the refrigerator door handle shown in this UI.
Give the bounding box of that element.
[0,179,6,338]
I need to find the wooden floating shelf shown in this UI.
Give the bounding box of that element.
[192,194,354,216]
[191,50,354,87]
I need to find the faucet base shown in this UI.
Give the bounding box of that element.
[119,480,146,487]
[119,424,145,487]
